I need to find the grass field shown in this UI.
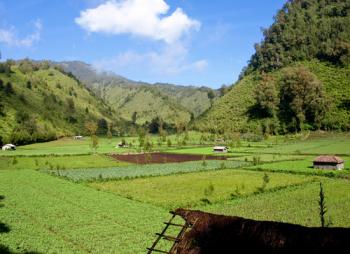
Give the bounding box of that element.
[0,154,127,170]
[1,132,350,253]
[0,170,176,254]
[89,170,318,209]
[201,179,350,227]
[248,157,350,177]
[46,160,248,181]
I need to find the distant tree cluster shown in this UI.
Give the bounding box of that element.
[243,0,350,75]
[251,67,328,132]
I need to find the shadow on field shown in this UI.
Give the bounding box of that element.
[0,195,42,254]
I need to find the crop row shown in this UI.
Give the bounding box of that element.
[45,160,249,181]
[0,170,175,253]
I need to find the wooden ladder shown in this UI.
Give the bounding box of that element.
[147,211,191,254]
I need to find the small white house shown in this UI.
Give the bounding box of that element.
[116,142,128,148]
[73,135,84,140]
[2,144,16,151]
[213,146,228,153]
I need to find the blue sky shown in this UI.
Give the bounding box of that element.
[0,0,286,88]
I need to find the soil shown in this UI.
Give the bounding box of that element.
[110,153,227,164]
[171,208,350,254]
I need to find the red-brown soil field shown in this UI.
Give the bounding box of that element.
[110,152,227,164]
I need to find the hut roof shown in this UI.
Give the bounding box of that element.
[313,155,344,164]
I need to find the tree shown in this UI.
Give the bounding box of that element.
[4,82,14,95]
[253,74,279,118]
[97,118,108,135]
[85,121,99,153]
[26,81,32,89]
[18,59,33,74]
[279,67,328,131]
[66,98,75,113]
[131,111,137,125]
[107,123,113,143]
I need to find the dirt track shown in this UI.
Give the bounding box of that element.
[110,152,227,164]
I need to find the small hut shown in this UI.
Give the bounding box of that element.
[313,155,344,170]
[213,146,228,153]
[2,144,16,151]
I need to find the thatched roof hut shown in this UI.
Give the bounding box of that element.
[313,155,344,170]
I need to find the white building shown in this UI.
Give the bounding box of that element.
[2,144,16,151]
[213,146,228,153]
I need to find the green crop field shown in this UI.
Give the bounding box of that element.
[201,179,350,227]
[0,154,127,170]
[248,157,350,177]
[89,170,317,209]
[45,160,248,182]
[2,132,350,253]
[0,170,177,254]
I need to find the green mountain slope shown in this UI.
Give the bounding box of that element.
[195,61,350,132]
[0,61,118,145]
[195,0,350,133]
[60,61,217,124]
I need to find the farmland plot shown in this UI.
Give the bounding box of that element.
[89,170,317,209]
[45,160,248,182]
[0,170,175,254]
[200,179,350,227]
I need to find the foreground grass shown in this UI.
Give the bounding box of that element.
[0,170,175,254]
[200,179,350,227]
[0,154,127,170]
[89,169,317,210]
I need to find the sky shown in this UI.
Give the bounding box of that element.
[0,0,286,88]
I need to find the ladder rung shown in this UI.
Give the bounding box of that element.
[147,247,168,253]
[156,233,180,242]
[163,222,187,227]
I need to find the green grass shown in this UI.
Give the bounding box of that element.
[0,137,135,156]
[227,153,306,162]
[200,179,350,227]
[0,169,176,253]
[0,154,126,170]
[89,169,317,210]
[45,160,248,182]
[248,135,350,155]
[248,156,350,177]
[0,131,214,156]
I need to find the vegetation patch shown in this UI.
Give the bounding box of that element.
[89,169,316,209]
[0,169,175,253]
[201,179,350,227]
[45,160,248,182]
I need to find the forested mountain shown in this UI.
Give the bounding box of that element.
[195,0,350,134]
[0,60,122,145]
[59,61,218,124]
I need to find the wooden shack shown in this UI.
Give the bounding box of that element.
[313,155,344,170]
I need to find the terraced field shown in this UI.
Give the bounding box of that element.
[201,179,350,227]
[45,160,248,181]
[89,170,317,209]
[1,133,350,253]
[0,170,175,254]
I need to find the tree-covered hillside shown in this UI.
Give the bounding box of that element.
[0,60,121,145]
[244,0,350,75]
[60,61,218,124]
[195,0,350,134]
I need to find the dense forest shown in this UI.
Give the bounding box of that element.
[195,0,350,134]
[244,0,350,75]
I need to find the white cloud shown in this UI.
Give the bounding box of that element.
[93,43,207,76]
[0,20,42,47]
[75,0,200,43]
